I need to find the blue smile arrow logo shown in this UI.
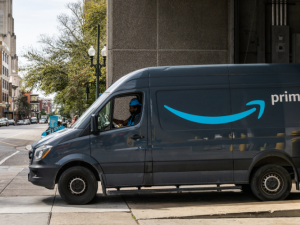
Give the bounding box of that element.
[164,100,265,124]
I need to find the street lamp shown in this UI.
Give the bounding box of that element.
[12,85,18,121]
[88,24,107,101]
[5,102,10,119]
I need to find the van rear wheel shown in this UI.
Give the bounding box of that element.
[251,164,291,201]
[58,166,98,205]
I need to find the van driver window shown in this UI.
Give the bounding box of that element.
[98,101,111,131]
[112,94,143,128]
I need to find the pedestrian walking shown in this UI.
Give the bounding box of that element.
[70,115,78,126]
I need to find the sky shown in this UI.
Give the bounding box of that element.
[13,0,78,99]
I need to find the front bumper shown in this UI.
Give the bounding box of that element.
[28,164,59,189]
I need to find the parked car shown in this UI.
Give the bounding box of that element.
[24,119,31,125]
[0,118,9,127]
[28,64,300,205]
[8,120,16,126]
[17,120,24,125]
[31,117,37,124]
[39,119,47,124]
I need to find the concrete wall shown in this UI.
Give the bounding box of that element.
[238,0,258,64]
[107,0,232,87]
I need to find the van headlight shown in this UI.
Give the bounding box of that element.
[34,145,52,161]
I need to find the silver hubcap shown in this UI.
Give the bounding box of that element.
[262,173,282,194]
[69,177,86,195]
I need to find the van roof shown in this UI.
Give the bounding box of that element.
[114,63,300,91]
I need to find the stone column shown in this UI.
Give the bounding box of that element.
[107,0,230,87]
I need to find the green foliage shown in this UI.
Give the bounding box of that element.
[21,0,107,115]
[40,111,47,116]
[59,105,71,119]
[15,95,31,115]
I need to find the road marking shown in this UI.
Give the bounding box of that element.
[0,151,20,165]
[0,141,18,147]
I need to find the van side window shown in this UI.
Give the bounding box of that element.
[98,100,112,131]
[112,93,143,128]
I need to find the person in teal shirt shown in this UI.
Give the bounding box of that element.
[113,99,142,127]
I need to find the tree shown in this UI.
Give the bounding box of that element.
[21,0,107,115]
[14,94,31,119]
[40,111,47,116]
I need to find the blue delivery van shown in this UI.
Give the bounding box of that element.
[28,64,300,204]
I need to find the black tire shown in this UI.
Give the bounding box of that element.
[251,164,292,201]
[58,166,98,205]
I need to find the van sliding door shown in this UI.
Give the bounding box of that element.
[150,87,234,185]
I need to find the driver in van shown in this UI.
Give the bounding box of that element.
[113,99,141,127]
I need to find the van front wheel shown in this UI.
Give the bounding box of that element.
[58,166,98,205]
[251,164,291,201]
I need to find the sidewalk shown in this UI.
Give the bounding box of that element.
[1,166,300,224]
[0,166,136,225]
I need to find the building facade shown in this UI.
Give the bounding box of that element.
[107,0,300,87]
[38,97,52,114]
[0,0,21,119]
[30,94,39,117]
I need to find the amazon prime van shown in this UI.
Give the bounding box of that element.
[28,63,300,204]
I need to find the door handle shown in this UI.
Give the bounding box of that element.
[131,134,145,140]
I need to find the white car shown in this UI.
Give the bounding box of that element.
[0,118,9,126]
[8,120,16,125]
[39,119,47,124]
[24,119,31,125]
[17,120,24,125]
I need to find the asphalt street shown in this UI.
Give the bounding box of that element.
[0,123,47,166]
[1,124,300,225]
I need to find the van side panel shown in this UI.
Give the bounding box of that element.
[149,66,234,185]
[229,64,300,183]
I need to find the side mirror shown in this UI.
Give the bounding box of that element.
[91,114,99,133]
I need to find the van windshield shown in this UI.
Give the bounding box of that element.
[72,92,110,129]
